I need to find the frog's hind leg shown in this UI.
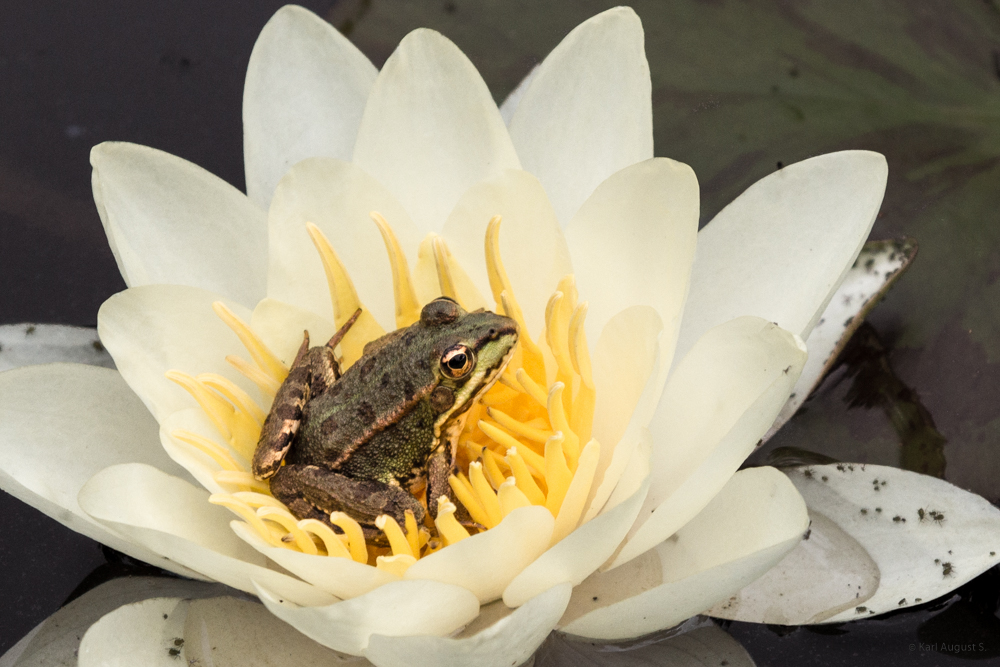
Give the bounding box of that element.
[427,448,477,528]
[252,333,313,480]
[270,464,426,542]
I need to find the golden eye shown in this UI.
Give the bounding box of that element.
[441,345,475,379]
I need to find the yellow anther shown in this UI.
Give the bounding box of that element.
[555,275,578,313]
[226,354,281,398]
[209,494,282,547]
[404,510,420,557]
[370,212,421,328]
[488,407,552,444]
[212,302,287,383]
[375,515,414,558]
[478,420,524,456]
[329,512,369,564]
[167,371,259,459]
[257,506,317,555]
[469,462,502,528]
[514,369,549,408]
[480,450,507,489]
[434,498,470,546]
[544,432,573,517]
[478,381,521,407]
[298,519,352,559]
[306,222,385,367]
[170,429,243,472]
[197,373,266,426]
[213,471,269,494]
[568,303,594,388]
[376,553,416,576]
[431,236,459,302]
[547,383,580,471]
[448,474,490,527]
[498,478,532,516]
[498,372,521,392]
[551,439,600,544]
[504,447,546,506]
[231,492,284,509]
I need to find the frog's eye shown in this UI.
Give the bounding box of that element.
[441,345,475,379]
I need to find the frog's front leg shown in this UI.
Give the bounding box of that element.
[252,333,313,480]
[270,464,427,540]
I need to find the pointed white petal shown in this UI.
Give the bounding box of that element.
[560,467,808,640]
[497,65,539,126]
[440,169,572,338]
[352,29,520,233]
[509,7,652,225]
[78,598,189,667]
[98,285,257,422]
[0,324,113,371]
[405,506,554,603]
[783,464,1000,622]
[0,364,201,578]
[565,158,698,348]
[266,158,423,330]
[250,298,337,366]
[183,596,366,665]
[366,582,570,667]
[612,317,806,568]
[503,434,651,608]
[677,151,888,361]
[78,463,334,607]
[91,142,267,307]
[243,5,377,208]
[255,580,480,656]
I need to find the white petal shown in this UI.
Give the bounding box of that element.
[352,29,520,233]
[497,65,539,126]
[405,505,554,603]
[266,158,423,330]
[250,298,337,365]
[0,363,200,578]
[535,623,756,667]
[366,582,570,667]
[243,5,377,208]
[159,408,238,495]
[255,580,480,656]
[78,463,334,607]
[183,596,365,665]
[707,508,880,624]
[91,142,267,307]
[78,598,189,667]
[564,158,698,348]
[612,317,806,568]
[785,464,1000,622]
[508,7,652,225]
[232,521,399,601]
[677,151,888,361]
[4,577,227,667]
[440,169,572,338]
[0,324,113,371]
[765,238,918,440]
[559,467,808,640]
[98,285,257,422]
[503,434,651,608]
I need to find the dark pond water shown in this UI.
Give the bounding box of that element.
[2,1,999,663]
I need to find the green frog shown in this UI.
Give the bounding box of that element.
[252,297,518,541]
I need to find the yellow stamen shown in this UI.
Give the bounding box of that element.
[225,354,281,398]
[212,302,287,383]
[505,447,546,506]
[170,429,243,472]
[165,372,258,460]
[209,494,281,547]
[370,212,421,328]
[404,510,420,556]
[547,383,580,471]
[197,373,266,426]
[298,519,352,559]
[257,506,318,555]
[514,368,549,408]
[568,303,596,444]
[375,515,414,558]
[480,451,507,490]
[478,421,525,458]
[497,477,532,516]
[213,471,269,494]
[544,433,573,516]
[448,474,490,527]
[376,553,416,576]
[434,497,471,546]
[431,236,459,302]
[469,462,502,528]
[551,439,600,544]
[306,222,385,366]
[329,512,369,564]
[232,492,285,509]
[488,407,552,444]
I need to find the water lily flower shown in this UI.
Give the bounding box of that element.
[0,5,900,665]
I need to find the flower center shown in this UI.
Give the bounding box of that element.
[166,215,600,574]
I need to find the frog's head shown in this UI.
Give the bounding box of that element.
[419,297,518,415]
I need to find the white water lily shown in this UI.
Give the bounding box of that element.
[0,6,906,665]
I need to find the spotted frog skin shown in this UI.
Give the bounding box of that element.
[252,297,518,539]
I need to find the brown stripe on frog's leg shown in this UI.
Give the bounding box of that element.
[271,463,426,543]
[252,332,312,480]
[427,447,477,528]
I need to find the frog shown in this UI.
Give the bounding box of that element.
[252,296,519,542]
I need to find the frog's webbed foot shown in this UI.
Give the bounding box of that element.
[270,464,426,543]
[252,332,312,480]
[427,448,478,528]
